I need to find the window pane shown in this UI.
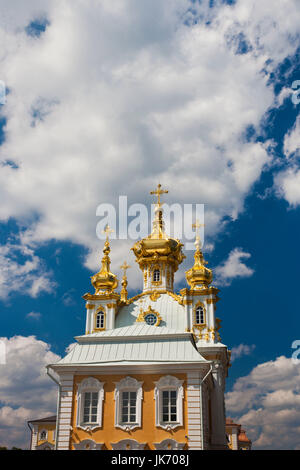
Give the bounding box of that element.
[161,389,177,423]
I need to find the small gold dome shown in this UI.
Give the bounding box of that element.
[91,240,118,294]
[185,246,213,290]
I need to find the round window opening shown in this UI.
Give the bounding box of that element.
[144,313,157,326]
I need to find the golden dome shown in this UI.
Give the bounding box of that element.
[185,234,212,290]
[91,232,118,294]
[131,185,185,271]
[132,235,185,271]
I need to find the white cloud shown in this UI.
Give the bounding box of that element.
[226,355,300,449]
[231,343,256,362]
[0,335,60,449]
[274,115,300,206]
[0,240,55,299]
[26,311,41,320]
[275,167,300,207]
[214,248,254,286]
[284,115,300,159]
[0,0,299,285]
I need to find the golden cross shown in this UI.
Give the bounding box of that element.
[120,261,131,275]
[150,183,168,207]
[192,219,205,246]
[102,224,114,241]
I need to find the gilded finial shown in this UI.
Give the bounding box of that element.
[120,261,130,302]
[120,261,131,275]
[185,220,212,290]
[192,219,205,251]
[90,225,118,294]
[102,224,114,241]
[150,184,168,238]
[150,183,168,208]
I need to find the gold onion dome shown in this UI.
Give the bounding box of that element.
[91,226,118,294]
[131,184,185,270]
[185,236,213,290]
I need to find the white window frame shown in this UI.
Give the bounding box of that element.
[154,375,184,430]
[94,309,106,331]
[195,306,205,324]
[39,429,48,441]
[153,269,160,282]
[114,377,143,431]
[76,377,104,431]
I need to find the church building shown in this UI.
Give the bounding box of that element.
[35,185,231,450]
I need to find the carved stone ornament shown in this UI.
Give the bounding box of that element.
[74,439,103,450]
[111,439,146,450]
[154,439,186,450]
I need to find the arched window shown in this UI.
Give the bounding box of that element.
[154,376,184,430]
[153,269,160,282]
[95,311,105,329]
[76,378,105,430]
[114,377,143,431]
[195,306,204,325]
[39,429,47,441]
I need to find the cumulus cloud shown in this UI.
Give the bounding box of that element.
[230,343,256,362]
[0,335,60,449]
[274,115,300,206]
[214,247,254,286]
[275,167,300,207]
[0,240,55,300]
[283,115,300,159]
[0,0,299,286]
[26,311,41,320]
[226,355,300,449]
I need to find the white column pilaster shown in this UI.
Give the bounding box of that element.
[56,373,74,450]
[187,371,203,449]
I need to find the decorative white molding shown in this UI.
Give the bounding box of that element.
[76,377,104,431]
[114,376,143,431]
[36,441,54,450]
[154,375,184,430]
[111,439,146,450]
[154,439,186,450]
[74,439,103,450]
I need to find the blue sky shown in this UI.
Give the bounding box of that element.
[0,0,300,450]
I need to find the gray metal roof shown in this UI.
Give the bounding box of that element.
[76,324,189,342]
[57,329,206,366]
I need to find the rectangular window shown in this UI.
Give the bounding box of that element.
[121,391,137,423]
[162,390,177,423]
[96,313,104,329]
[83,391,98,424]
[196,308,204,324]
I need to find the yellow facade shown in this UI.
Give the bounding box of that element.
[36,424,55,446]
[70,373,188,450]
